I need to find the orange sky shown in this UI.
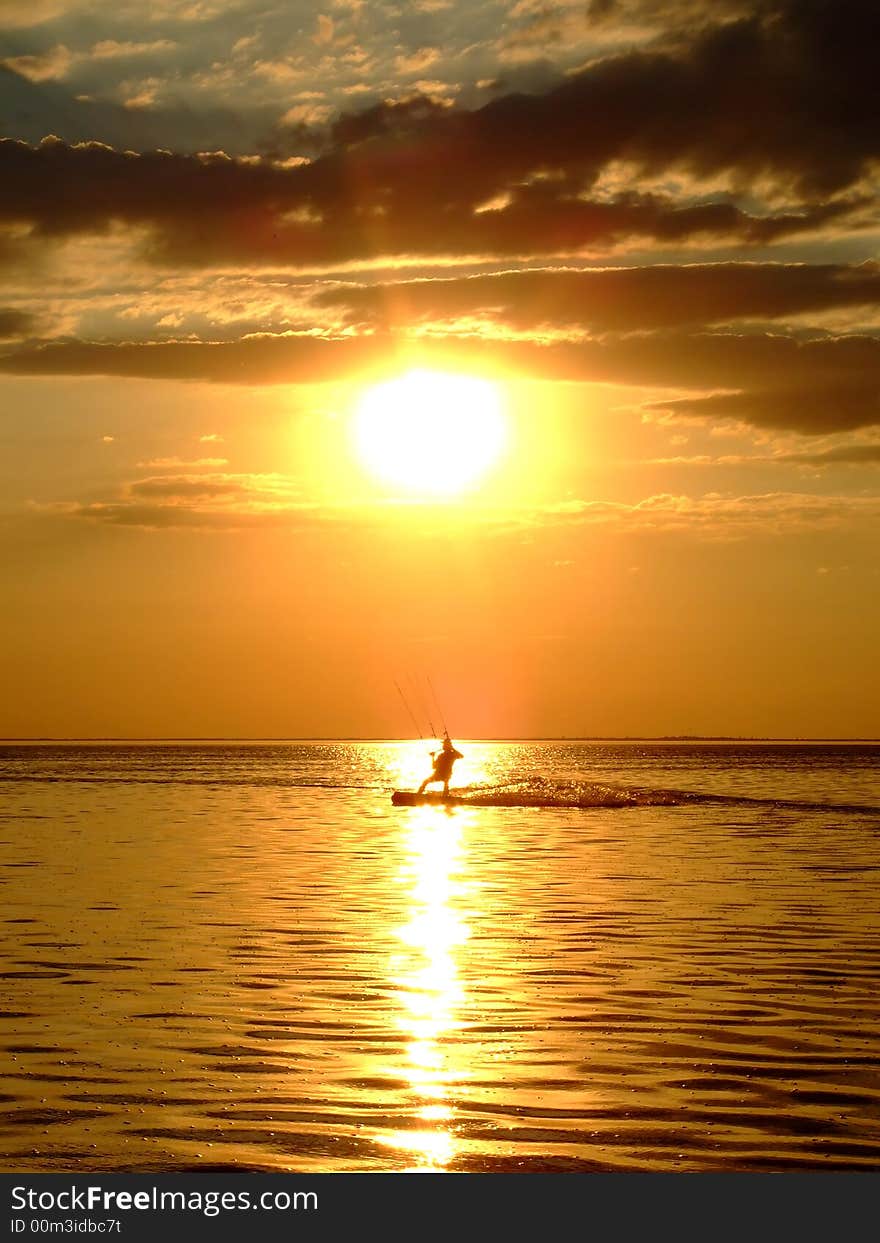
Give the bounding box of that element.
[1,0,879,737]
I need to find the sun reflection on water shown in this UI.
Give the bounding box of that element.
[378,801,473,1170]
[388,738,489,795]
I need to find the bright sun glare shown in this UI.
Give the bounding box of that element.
[354,369,507,496]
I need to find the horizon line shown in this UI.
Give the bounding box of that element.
[2,735,879,744]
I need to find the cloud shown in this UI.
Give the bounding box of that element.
[122,80,162,110]
[0,137,862,272]
[4,327,880,434]
[648,442,880,468]
[39,468,321,530]
[280,101,333,127]
[50,500,321,530]
[138,456,229,468]
[786,443,880,466]
[0,37,176,84]
[539,490,880,537]
[1,45,74,83]
[127,472,293,499]
[316,261,880,332]
[0,2,876,446]
[585,0,754,29]
[0,333,385,384]
[42,481,880,536]
[0,1,70,26]
[322,0,880,198]
[395,47,440,75]
[89,40,179,61]
[646,384,880,435]
[313,15,336,47]
[0,66,277,159]
[2,2,878,269]
[0,308,36,338]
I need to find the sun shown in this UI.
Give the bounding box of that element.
[353,369,507,496]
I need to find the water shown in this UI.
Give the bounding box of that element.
[1,741,878,1172]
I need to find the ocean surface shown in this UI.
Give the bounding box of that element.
[1,740,879,1173]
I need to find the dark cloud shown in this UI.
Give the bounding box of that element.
[321,0,879,198]
[0,333,387,384]
[0,137,293,241]
[4,328,880,434]
[1,137,854,271]
[0,308,35,338]
[587,332,880,433]
[782,444,880,466]
[648,386,880,435]
[317,261,880,332]
[1,2,877,269]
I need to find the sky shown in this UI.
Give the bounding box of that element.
[1,0,879,739]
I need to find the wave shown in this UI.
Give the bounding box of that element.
[0,767,877,816]
[394,779,880,816]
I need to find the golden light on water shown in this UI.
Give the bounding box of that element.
[353,370,507,496]
[379,801,473,1170]
[390,739,487,795]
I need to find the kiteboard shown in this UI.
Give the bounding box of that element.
[391,790,467,807]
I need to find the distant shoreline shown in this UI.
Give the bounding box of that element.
[2,736,879,744]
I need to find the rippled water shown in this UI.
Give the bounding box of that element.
[1,741,879,1172]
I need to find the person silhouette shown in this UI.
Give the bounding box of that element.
[418,733,463,797]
